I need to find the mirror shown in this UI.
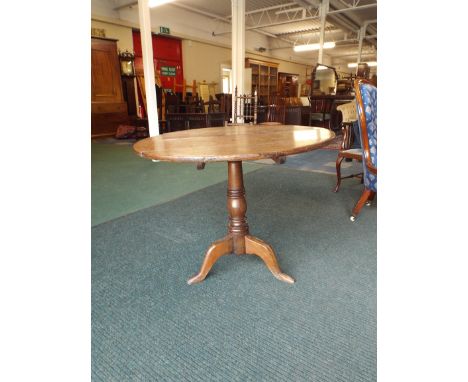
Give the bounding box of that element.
[310,64,338,96]
[356,62,370,79]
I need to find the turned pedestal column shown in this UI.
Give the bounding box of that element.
[187,161,294,285]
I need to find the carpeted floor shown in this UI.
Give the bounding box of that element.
[92,165,376,381]
[256,149,362,176]
[320,133,344,150]
[91,139,263,226]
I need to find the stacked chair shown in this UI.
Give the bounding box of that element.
[165,92,228,133]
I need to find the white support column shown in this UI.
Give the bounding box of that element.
[231,0,245,122]
[318,0,329,64]
[138,0,159,136]
[357,25,367,63]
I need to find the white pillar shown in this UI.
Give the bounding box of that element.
[357,25,367,63]
[318,0,329,64]
[138,0,159,136]
[231,0,245,122]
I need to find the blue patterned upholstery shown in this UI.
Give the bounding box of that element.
[355,82,377,192]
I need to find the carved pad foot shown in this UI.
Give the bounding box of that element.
[245,235,295,284]
[187,235,233,285]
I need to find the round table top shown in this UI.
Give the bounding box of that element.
[133,124,336,162]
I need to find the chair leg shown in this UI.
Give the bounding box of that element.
[334,155,345,193]
[365,191,376,206]
[350,188,373,222]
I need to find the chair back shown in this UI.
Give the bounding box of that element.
[265,97,286,124]
[354,79,377,191]
[336,101,357,124]
[285,106,302,125]
[165,93,180,113]
[233,86,257,124]
[205,95,220,113]
[207,112,227,127]
[216,93,232,116]
[166,113,187,132]
[185,96,204,113]
[308,97,334,114]
[186,113,208,129]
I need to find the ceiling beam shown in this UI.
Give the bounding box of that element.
[228,2,297,18]
[168,3,295,45]
[114,1,137,11]
[328,3,377,15]
[213,10,321,36]
[293,0,321,8]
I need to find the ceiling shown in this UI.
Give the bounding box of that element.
[170,0,377,64]
[109,0,377,65]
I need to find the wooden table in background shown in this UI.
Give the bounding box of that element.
[134,125,335,284]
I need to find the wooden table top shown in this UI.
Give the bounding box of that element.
[133,125,335,162]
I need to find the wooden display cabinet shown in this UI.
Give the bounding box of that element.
[278,72,299,97]
[245,58,278,105]
[91,37,128,137]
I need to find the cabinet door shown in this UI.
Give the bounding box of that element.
[91,38,123,103]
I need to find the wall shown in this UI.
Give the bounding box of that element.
[91,19,133,52]
[181,41,313,96]
[182,40,231,93]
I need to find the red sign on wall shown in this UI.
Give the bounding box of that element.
[132,31,184,92]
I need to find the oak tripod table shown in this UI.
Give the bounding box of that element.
[133,125,335,284]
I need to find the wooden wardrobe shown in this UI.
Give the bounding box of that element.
[91,37,128,137]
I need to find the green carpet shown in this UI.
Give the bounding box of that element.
[92,166,376,381]
[91,139,263,226]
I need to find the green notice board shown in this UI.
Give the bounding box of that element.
[161,66,176,76]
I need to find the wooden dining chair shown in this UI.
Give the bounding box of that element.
[284,105,302,125]
[260,96,286,126]
[216,93,232,117]
[207,112,227,127]
[349,78,377,221]
[232,86,257,125]
[333,101,363,192]
[165,93,180,113]
[186,113,208,129]
[166,113,187,132]
[308,96,334,129]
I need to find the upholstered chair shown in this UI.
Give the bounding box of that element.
[350,79,377,221]
[333,101,363,193]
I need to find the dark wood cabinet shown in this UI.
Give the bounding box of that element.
[278,72,298,98]
[91,37,128,137]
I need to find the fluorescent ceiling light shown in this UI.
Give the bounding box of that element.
[316,65,328,71]
[149,0,174,7]
[293,42,335,52]
[348,61,377,68]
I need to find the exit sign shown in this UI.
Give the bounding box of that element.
[161,66,176,76]
[159,26,170,35]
